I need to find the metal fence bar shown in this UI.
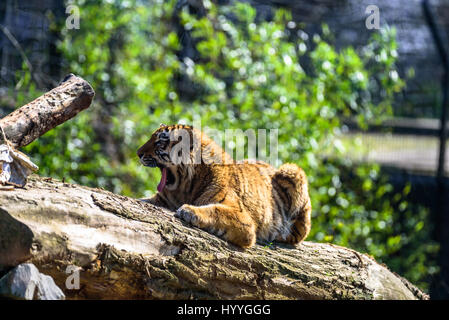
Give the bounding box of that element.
[422,0,449,299]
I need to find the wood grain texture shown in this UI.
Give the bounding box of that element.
[0,74,94,148]
[0,176,428,300]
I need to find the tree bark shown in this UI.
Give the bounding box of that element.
[0,176,428,300]
[0,74,94,148]
[0,73,427,300]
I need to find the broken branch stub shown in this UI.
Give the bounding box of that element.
[0,74,95,148]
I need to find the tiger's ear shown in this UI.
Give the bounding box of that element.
[159,123,166,127]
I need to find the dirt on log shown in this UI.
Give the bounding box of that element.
[0,176,428,300]
[0,74,94,148]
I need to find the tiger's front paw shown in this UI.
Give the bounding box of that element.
[175,205,202,227]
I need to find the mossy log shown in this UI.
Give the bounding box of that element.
[0,176,428,300]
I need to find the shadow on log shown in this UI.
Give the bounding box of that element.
[0,176,428,300]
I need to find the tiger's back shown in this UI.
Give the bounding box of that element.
[220,161,311,245]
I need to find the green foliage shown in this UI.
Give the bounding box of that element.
[11,0,437,290]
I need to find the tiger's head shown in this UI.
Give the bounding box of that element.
[137,123,197,192]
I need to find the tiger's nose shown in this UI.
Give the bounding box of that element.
[137,149,144,159]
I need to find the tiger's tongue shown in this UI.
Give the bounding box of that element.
[157,167,167,192]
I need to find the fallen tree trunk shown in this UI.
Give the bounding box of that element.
[0,74,94,148]
[1,73,426,300]
[0,176,428,300]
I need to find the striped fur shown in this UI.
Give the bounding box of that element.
[137,124,312,248]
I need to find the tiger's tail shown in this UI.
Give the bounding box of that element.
[274,163,312,244]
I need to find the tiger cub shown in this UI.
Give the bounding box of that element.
[137,124,311,248]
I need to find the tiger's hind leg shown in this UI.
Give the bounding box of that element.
[175,203,257,248]
[273,163,312,245]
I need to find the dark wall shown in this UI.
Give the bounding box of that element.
[246,0,449,118]
[1,0,449,118]
[0,0,64,90]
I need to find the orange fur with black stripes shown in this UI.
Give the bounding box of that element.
[137,124,311,248]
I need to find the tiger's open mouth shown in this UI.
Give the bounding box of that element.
[140,156,175,192]
[157,165,175,192]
